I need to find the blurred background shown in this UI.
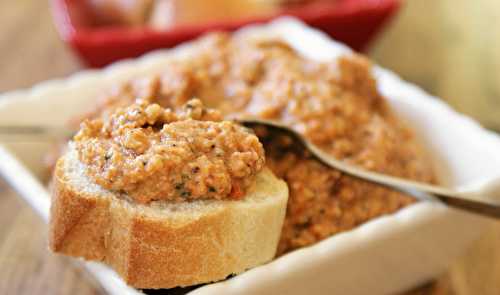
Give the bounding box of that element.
[0,0,500,294]
[372,0,500,131]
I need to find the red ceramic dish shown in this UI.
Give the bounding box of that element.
[50,0,400,67]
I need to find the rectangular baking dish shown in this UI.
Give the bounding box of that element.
[50,0,400,67]
[1,18,500,295]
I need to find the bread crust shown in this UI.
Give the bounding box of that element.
[49,156,288,289]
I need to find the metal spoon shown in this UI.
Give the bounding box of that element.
[1,122,500,219]
[238,118,500,219]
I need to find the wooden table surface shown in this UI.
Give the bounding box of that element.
[1,0,499,294]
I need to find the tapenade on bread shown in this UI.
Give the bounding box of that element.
[49,100,288,289]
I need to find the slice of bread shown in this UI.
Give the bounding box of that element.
[49,144,288,289]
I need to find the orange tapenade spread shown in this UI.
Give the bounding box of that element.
[74,99,265,204]
[77,33,434,254]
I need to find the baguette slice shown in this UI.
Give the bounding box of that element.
[49,145,288,289]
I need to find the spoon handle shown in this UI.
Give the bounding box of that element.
[239,118,500,219]
[308,142,500,219]
[432,195,500,219]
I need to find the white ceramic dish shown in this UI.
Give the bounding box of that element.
[1,18,500,295]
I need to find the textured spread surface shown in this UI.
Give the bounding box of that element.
[74,99,265,203]
[79,33,434,254]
